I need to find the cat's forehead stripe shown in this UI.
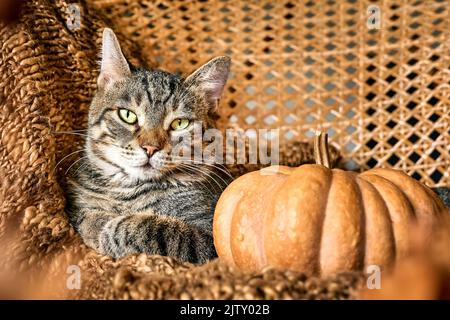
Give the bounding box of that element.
[134,92,143,106]
[120,93,131,103]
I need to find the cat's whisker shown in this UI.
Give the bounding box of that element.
[175,165,218,199]
[52,131,92,138]
[71,158,94,177]
[168,156,234,181]
[52,129,88,133]
[53,149,85,172]
[176,163,228,192]
[98,141,132,150]
[179,162,234,180]
[167,165,218,200]
[88,138,133,151]
[54,143,125,175]
[191,165,231,190]
[65,155,90,175]
[68,150,111,177]
[52,131,106,145]
[168,156,231,176]
[177,164,216,189]
[203,164,234,181]
[53,131,126,149]
[67,150,105,177]
[179,162,234,183]
[192,167,228,192]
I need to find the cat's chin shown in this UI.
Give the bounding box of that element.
[123,164,166,183]
[131,166,162,177]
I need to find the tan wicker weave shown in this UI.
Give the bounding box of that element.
[90,0,449,187]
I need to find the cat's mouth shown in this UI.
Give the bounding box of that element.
[138,160,165,172]
[140,163,153,169]
[138,161,162,172]
[124,153,168,175]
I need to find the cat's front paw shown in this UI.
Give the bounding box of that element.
[97,216,136,258]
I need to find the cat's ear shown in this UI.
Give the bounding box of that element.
[98,28,131,89]
[185,56,231,108]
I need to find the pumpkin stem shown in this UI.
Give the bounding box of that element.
[314,131,331,168]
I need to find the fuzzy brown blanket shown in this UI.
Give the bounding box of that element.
[0,0,366,299]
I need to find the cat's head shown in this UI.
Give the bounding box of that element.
[87,28,230,183]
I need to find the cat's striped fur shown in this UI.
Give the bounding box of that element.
[66,162,227,263]
[65,28,231,263]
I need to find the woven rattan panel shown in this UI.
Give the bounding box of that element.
[90,0,449,187]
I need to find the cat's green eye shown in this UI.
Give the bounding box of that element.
[170,118,190,131]
[118,109,138,124]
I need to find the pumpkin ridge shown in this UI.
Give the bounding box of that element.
[368,173,417,221]
[260,173,291,269]
[229,178,268,270]
[358,175,397,260]
[351,175,367,271]
[364,169,448,219]
[264,165,330,274]
[229,171,291,271]
[228,190,245,268]
[214,175,254,267]
[319,169,364,275]
[316,169,334,276]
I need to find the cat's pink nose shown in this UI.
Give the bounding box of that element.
[141,145,159,157]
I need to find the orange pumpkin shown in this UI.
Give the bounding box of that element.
[213,132,448,276]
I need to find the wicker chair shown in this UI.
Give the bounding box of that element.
[0,0,448,299]
[93,0,449,187]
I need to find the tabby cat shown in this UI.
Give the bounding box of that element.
[65,28,232,263]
